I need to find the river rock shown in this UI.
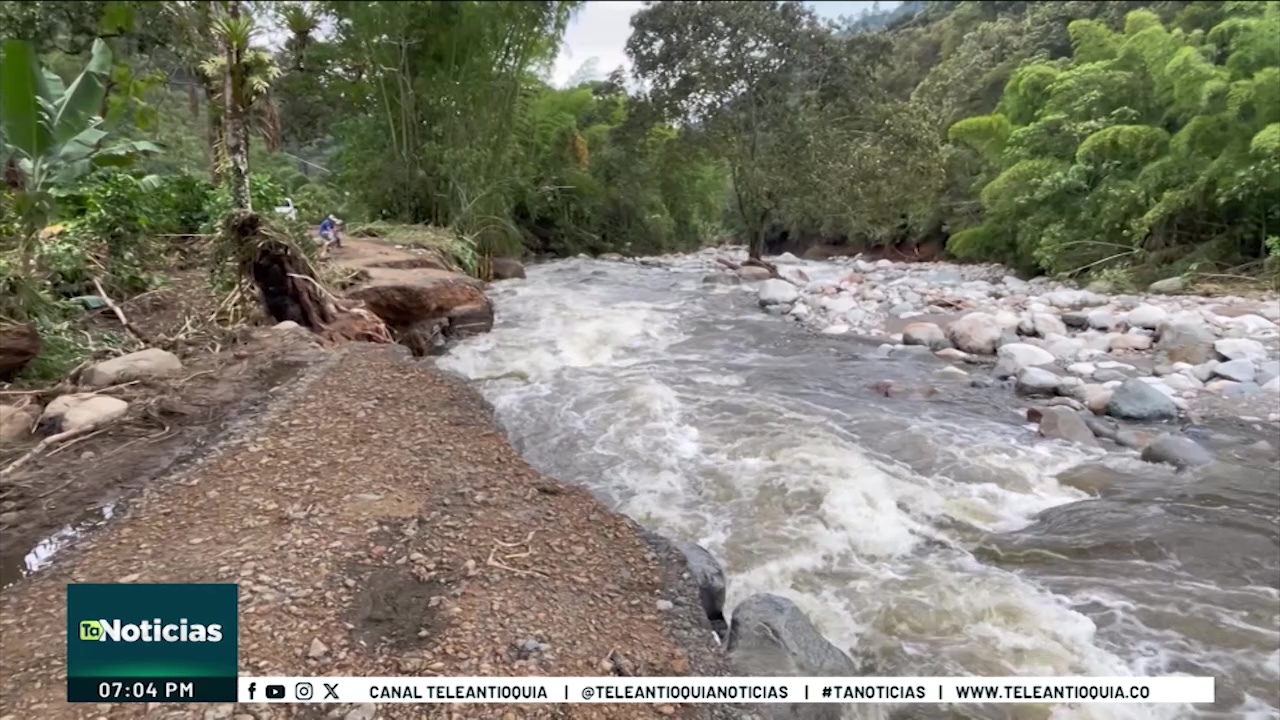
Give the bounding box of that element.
[1043,290,1107,310]
[1154,320,1215,365]
[1083,414,1120,441]
[935,348,970,362]
[1087,310,1118,331]
[82,348,183,388]
[490,257,526,280]
[738,266,773,282]
[1037,407,1099,446]
[348,276,493,342]
[758,279,800,307]
[1140,433,1214,470]
[0,323,40,381]
[679,543,728,637]
[1062,312,1090,329]
[946,313,1003,355]
[1106,379,1178,421]
[1213,338,1267,362]
[1148,276,1185,294]
[899,322,945,350]
[1083,384,1113,414]
[727,593,857,678]
[1161,373,1203,392]
[1110,334,1153,352]
[1263,376,1280,393]
[0,404,40,443]
[39,393,129,434]
[1211,359,1256,383]
[1016,367,1060,396]
[997,343,1055,372]
[1126,305,1168,330]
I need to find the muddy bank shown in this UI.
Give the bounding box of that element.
[0,344,741,720]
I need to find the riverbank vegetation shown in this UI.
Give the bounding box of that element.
[3,0,1278,381]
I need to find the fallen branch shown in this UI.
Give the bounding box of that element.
[1,425,103,479]
[715,257,741,271]
[92,277,152,345]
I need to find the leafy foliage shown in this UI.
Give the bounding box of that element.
[947,2,1280,279]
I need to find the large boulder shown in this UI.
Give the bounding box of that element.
[82,348,183,388]
[1155,320,1215,365]
[1106,379,1178,421]
[1125,304,1168,330]
[0,323,40,381]
[38,393,129,434]
[678,543,728,638]
[1141,433,1214,470]
[997,343,1056,372]
[490,257,526,280]
[902,322,947,350]
[727,593,856,720]
[758,279,800,307]
[1213,338,1267,363]
[1037,407,1099,446]
[946,313,1004,355]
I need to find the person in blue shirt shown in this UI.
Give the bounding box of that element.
[318,214,342,249]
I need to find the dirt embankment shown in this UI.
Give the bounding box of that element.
[0,342,737,720]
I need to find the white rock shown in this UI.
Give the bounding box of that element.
[1044,290,1108,310]
[39,394,129,433]
[757,279,800,306]
[1226,314,1279,334]
[820,324,850,335]
[997,343,1056,370]
[1214,338,1268,362]
[819,295,857,314]
[82,348,183,387]
[1161,373,1203,391]
[1087,310,1118,330]
[935,348,970,361]
[775,252,801,264]
[1211,359,1256,383]
[1125,304,1168,329]
[902,322,947,350]
[937,366,969,379]
[1263,376,1280,393]
[1110,334,1153,352]
[1067,362,1097,377]
[946,313,1004,355]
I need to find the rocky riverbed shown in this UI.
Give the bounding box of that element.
[696,249,1280,453]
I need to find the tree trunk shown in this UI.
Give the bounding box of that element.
[748,225,765,261]
[223,2,251,211]
[206,90,222,183]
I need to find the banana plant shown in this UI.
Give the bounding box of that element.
[0,38,163,197]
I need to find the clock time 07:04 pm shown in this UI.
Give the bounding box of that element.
[97,680,195,700]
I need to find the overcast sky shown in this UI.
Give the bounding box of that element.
[551,1,901,86]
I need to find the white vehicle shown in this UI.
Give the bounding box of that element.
[274,198,298,221]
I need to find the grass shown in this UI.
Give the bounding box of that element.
[346,222,480,275]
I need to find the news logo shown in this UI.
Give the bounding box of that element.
[67,584,238,703]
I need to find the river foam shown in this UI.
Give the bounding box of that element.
[439,253,1271,719]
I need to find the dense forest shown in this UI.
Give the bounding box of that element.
[2,0,1278,377]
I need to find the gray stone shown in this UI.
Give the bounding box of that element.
[1148,276,1186,294]
[1126,304,1168,330]
[1044,290,1108,310]
[1093,369,1129,383]
[1190,361,1218,382]
[1106,379,1178,421]
[1037,407,1099,446]
[727,593,857,677]
[997,343,1056,371]
[1087,310,1118,331]
[1214,338,1268,363]
[738,266,773,281]
[1016,367,1061,396]
[1155,321,1216,365]
[758,279,800,306]
[901,322,947,350]
[946,313,1004,355]
[1062,312,1090,329]
[38,394,129,434]
[1211,359,1256,383]
[1140,433,1214,470]
[1083,415,1120,440]
[82,348,183,387]
[679,543,728,637]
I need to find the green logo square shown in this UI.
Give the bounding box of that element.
[67,584,238,703]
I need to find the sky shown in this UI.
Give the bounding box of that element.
[550,1,901,87]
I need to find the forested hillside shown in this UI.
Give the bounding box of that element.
[3,1,1278,379]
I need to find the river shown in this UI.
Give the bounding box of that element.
[437,252,1280,720]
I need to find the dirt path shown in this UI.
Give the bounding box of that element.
[0,344,734,720]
